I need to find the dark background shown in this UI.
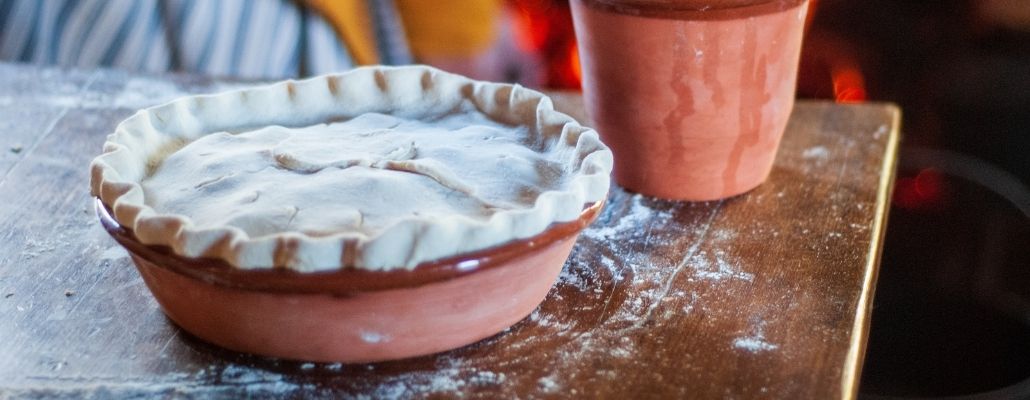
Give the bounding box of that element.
[808,1,1030,397]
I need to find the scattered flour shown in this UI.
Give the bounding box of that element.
[733,336,779,352]
[214,364,303,395]
[687,250,754,282]
[582,194,669,241]
[712,228,737,242]
[733,321,779,353]
[368,356,478,399]
[111,78,189,110]
[802,146,829,160]
[872,124,889,139]
[21,239,57,259]
[537,375,560,393]
[527,308,575,334]
[508,189,767,392]
[469,370,506,386]
[193,354,495,398]
[100,246,129,260]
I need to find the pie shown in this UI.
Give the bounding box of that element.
[91,66,612,272]
[88,66,612,362]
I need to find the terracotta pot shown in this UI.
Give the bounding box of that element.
[96,198,603,363]
[571,0,809,200]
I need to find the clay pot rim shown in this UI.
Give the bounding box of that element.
[96,197,603,295]
[575,0,808,21]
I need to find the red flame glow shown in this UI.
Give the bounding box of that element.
[831,65,867,103]
[894,168,946,210]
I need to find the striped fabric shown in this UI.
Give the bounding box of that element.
[366,0,411,66]
[0,0,412,79]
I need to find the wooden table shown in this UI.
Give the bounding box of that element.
[0,63,900,399]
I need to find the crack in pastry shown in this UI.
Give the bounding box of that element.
[272,139,418,173]
[192,172,236,189]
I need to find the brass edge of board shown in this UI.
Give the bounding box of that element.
[840,104,902,400]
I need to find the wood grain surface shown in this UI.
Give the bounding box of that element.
[0,63,900,399]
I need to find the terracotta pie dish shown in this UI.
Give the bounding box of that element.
[89,66,613,362]
[95,198,602,363]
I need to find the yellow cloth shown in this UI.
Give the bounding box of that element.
[395,0,501,59]
[305,0,501,65]
[303,0,380,65]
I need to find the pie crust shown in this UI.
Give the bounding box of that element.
[90,66,612,272]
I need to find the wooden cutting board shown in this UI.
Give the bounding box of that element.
[0,62,899,399]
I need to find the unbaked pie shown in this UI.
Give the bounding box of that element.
[89,66,612,362]
[92,66,611,272]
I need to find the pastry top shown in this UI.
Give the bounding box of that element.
[90,66,612,272]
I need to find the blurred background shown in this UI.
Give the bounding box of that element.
[2,0,1028,397]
